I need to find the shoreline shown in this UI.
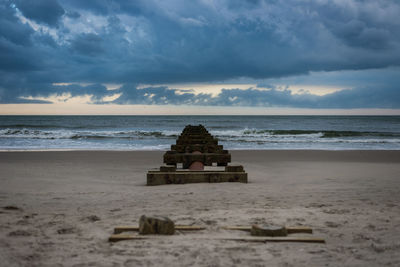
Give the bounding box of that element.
[1,148,400,152]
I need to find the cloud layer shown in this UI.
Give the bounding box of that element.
[30,82,398,109]
[0,0,400,107]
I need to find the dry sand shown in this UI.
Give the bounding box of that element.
[0,150,400,267]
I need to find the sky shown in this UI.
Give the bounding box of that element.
[1,0,400,115]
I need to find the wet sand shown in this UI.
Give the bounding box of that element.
[1,150,400,266]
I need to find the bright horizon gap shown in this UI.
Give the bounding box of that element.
[137,83,344,96]
[1,104,400,116]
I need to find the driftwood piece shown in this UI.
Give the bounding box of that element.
[114,225,311,234]
[147,171,247,185]
[114,225,206,234]
[219,237,325,243]
[221,226,313,234]
[108,235,325,243]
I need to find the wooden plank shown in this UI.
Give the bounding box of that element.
[108,234,325,243]
[114,226,138,234]
[147,171,248,185]
[114,225,206,234]
[287,227,313,234]
[176,139,218,145]
[219,237,325,243]
[221,226,251,231]
[221,226,313,234]
[147,170,226,173]
[171,144,224,153]
[177,134,214,140]
[163,153,231,167]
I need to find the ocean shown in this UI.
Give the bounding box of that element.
[0,115,400,150]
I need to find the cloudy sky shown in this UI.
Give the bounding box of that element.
[1,0,400,114]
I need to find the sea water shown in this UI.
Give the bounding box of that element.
[0,115,400,150]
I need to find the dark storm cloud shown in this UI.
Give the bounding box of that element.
[105,82,400,108]
[0,3,33,46]
[70,33,104,56]
[0,0,400,107]
[13,0,65,27]
[316,85,400,109]
[0,82,114,104]
[65,0,144,16]
[208,85,400,109]
[112,85,199,105]
[0,5,39,73]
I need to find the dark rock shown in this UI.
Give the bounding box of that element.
[139,215,175,235]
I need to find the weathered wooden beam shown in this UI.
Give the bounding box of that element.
[225,165,244,172]
[286,227,313,234]
[181,125,208,134]
[114,225,206,234]
[159,165,176,172]
[163,153,231,168]
[176,139,218,145]
[218,237,325,243]
[221,226,313,234]
[147,171,247,186]
[108,235,325,243]
[179,132,214,139]
[171,144,224,153]
[114,225,311,234]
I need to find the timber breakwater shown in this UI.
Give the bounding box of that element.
[147,125,248,185]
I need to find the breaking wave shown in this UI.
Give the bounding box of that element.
[0,128,179,140]
[1,127,399,142]
[1,118,400,150]
[210,128,400,138]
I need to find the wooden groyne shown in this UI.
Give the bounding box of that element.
[146,125,248,185]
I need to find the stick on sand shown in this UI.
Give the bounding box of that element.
[221,226,313,234]
[108,234,325,243]
[114,225,206,234]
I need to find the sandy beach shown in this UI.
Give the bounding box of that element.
[0,150,400,266]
